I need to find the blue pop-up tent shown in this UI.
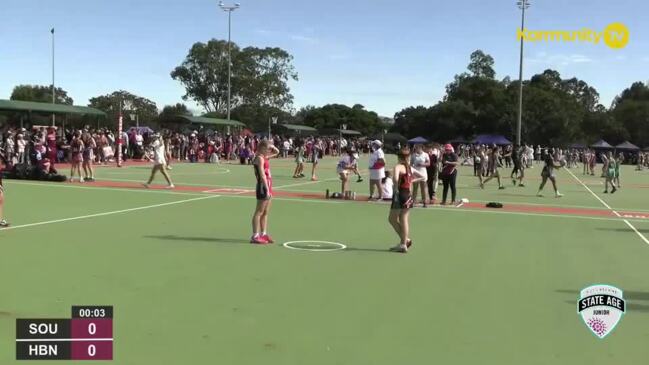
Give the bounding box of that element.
[408,136,429,144]
[472,134,512,145]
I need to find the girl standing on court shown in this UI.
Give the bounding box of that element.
[440,144,459,205]
[82,132,96,182]
[388,147,424,253]
[293,141,305,178]
[251,140,280,244]
[336,147,356,196]
[411,144,430,207]
[69,131,85,182]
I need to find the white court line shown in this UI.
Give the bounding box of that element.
[217,194,643,223]
[565,168,649,245]
[7,181,206,197]
[1,195,219,232]
[273,177,339,189]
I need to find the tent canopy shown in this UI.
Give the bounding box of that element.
[590,139,613,149]
[473,134,512,145]
[337,129,362,136]
[0,99,106,117]
[176,115,245,127]
[278,123,317,132]
[408,136,428,144]
[615,141,640,151]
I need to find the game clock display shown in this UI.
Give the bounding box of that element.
[16,306,113,361]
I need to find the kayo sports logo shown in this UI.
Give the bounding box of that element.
[517,22,630,49]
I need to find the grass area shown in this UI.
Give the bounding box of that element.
[2,155,649,364]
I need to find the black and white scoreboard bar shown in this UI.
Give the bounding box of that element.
[16,306,113,361]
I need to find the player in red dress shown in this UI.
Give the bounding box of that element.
[388,147,424,253]
[250,140,279,244]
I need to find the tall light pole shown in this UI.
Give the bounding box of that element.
[51,27,56,126]
[269,116,277,140]
[516,0,530,146]
[218,1,240,124]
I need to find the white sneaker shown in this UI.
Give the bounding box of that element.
[142,183,150,189]
[165,184,175,189]
[389,244,407,253]
[556,192,563,198]
[537,192,543,197]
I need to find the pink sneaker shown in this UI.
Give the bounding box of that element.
[262,234,275,244]
[250,236,269,244]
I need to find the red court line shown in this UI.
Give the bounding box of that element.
[58,180,649,220]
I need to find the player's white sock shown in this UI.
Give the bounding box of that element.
[262,231,267,236]
[253,233,260,238]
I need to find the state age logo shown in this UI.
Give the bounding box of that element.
[578,285,625,339]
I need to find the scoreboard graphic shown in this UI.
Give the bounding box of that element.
[16,306,113,361]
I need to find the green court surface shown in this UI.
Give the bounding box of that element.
[2,156,649,364]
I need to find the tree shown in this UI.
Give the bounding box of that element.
[301,104,383,136]
[229,104,292,132]
[158,103,192,124]
[171,39,298,114]
[612,82,649,146]
[467,50,496,79]
[11,84,74,105]
[88,90,158,125]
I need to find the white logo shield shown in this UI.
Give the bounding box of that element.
[578,285,625,339]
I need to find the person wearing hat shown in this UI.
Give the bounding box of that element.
[368,140,386,200]
[440,144,459,205]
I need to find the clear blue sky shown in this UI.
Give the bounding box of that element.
[0,0,646,117]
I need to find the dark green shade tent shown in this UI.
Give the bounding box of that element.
[615,141,640,151]
[337,129,362,136]
[590,140,613,149]
[0,99,106,116]
[176,115,245,127]
[278,123,317,132]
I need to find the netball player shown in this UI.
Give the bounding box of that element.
[388,147,424,253]
[142,133,175,189]
[0,149,8,228]
[251,140,280,244]
[604,151,618,194]
[537,150,564,198]
[82,131,96,182]
[336,147,357,195]
[480,145,505,190]
[411,144,430,207]
[510,144,525,187]
[310,139,321,181]
[292,141,305,178]
[69,131,85,182]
